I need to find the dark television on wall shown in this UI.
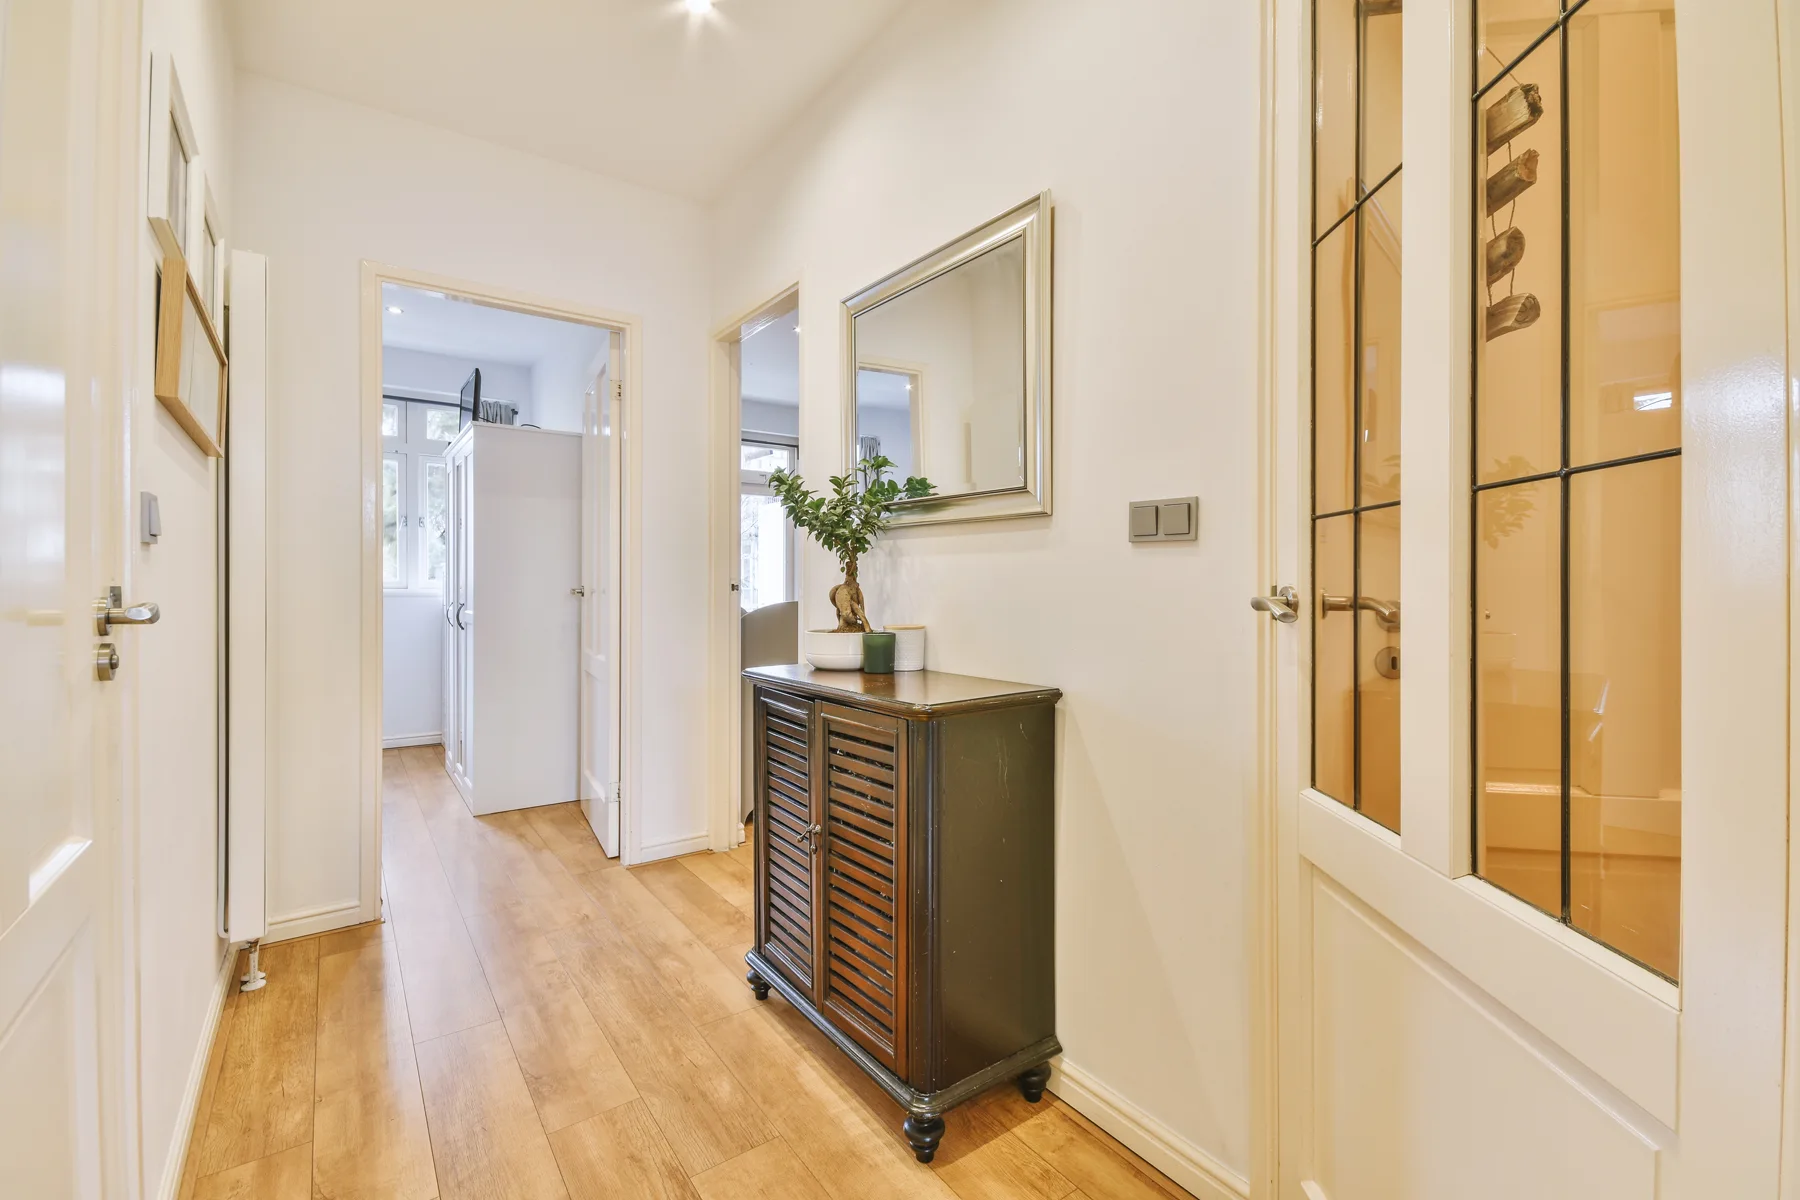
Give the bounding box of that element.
[458,367,480,431]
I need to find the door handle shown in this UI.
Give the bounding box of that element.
[1250,586,1300,624]
[94,587,160,635]
[456,605,472,629]
[571,585,587,597]
[799,822,824,855]
[445,605,456,629]
[1319,593,1401,632]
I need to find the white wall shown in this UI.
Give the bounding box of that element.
[383,344,532,409]
[233,74,714,925]
[382,592,444,744]
[528,335,608,434]
[741,397,799,439]
[134,0,237,1194]
[709,0,1261,1185]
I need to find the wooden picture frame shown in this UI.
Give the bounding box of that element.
[147,52,198,260]
[154,246,228,457]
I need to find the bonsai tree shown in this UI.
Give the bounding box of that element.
[767,454,934,633]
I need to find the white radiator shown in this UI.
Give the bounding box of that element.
[223,249,270,945]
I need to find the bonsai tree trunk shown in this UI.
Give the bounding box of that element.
[829,556,871,633]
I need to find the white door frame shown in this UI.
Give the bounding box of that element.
[358,262,643,880]
[1259,0,1795,1195]
[708,284,801,851]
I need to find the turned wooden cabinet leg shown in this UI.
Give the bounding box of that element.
[1018,1063,1052,1103]
[746,968,770,1001]
[903,1113,946,1163]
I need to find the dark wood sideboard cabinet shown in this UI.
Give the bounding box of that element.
[743,664,1062,1164]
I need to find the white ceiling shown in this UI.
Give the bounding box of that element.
[228,0,910,200]
[382,283,609,370]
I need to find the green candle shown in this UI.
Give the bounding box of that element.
[861,631,897,674]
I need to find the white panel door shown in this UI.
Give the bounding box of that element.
[578,335,621,856]
[0,0,130,1194]
[1265,1,1791,1196]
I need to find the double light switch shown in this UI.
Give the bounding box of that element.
[1128,497,1199,543]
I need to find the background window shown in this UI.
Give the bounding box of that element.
[383,399,453,591]
[740,439,797,612]
[422,459,448,587]
[382,455,402,587]
[423,406,460,442]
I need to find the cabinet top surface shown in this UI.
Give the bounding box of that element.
[746,664,1060,716]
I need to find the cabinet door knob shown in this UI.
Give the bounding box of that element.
[800,822,824,854]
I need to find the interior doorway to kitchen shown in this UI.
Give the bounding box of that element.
[365,267,640,882]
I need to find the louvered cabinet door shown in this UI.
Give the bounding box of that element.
[817,702,909,1074]
[756,690,822,1002]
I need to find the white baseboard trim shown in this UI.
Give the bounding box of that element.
[155,945,238,1200]
[1048,1057,1250,1200]
[266,899,364,942]
[636,831,711,861]
[382,732,442,749]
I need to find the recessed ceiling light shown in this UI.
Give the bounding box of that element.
[684,0,713,13]
[386,305,404,315]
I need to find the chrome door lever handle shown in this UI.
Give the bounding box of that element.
[1251,586,1300,624]
[1319,593,1401,632]
[94,587,160,635]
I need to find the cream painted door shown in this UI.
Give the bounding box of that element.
[0,0,133,1194]
[578,335,622,857]
[1264,1,1791,1196]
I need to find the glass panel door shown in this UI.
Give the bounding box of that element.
[1472,0,1682,980]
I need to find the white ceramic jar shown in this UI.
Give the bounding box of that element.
[886,624,926,672]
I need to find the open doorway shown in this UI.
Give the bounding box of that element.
[366,269,638,875]
[716,289,803,839]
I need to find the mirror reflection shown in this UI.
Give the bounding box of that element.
[853,236,1026,499]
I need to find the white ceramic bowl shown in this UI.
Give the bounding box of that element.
[804,629,865,671]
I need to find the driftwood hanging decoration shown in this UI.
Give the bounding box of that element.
[1485,148,1539,215]
[1486,293,1541,341]
[1484,84,1544,154]
[1486,228,1526,285]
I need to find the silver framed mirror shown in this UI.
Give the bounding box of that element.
[842,191,1052,526]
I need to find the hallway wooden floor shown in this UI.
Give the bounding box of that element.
[175,745,1192,1200]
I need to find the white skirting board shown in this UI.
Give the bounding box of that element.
[266,899,364,943]
[154,945,238,1200]
[636,831,711,861]
[1048,1057,1250,1200]
[382,733,443,749]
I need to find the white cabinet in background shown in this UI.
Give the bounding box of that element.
[442,423,581,815]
